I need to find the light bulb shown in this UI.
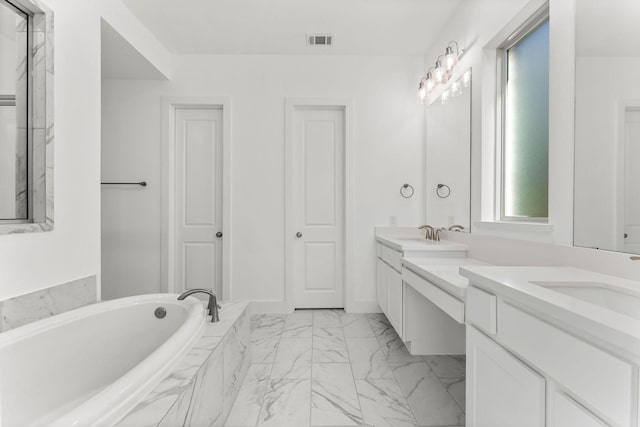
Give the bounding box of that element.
[425,72,435,92]
[444,46,457,71]
[434,59,445,84]
[418,81,427,103]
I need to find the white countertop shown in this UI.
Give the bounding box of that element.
[460,266,640,347]
[402,257,490,299]
[375,234,468,252]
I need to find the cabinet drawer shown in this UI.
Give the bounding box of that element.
[403,267,464,323]
[376,243,383,258]
[499,302,636,427]
[466,286,497,334]
[381,245,402,272]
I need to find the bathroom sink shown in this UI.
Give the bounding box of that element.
[531,281,640,321]
[396,238,432,242]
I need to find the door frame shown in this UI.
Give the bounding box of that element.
[284,98,354,312]
[616,101,640,252]
[161,97,232,299]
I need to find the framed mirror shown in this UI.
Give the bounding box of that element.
[0,0,53,234]
[574,0,640,253]
[425,69,472,232]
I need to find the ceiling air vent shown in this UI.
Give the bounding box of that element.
[307,34,333,47]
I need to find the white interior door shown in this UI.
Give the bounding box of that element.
[174,107,223,296]
[624,109,640,253]
[292,107,345,308]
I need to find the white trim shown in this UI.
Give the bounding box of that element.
[284,98,355,313]
[161,97,232,300]
[615,101,640,252]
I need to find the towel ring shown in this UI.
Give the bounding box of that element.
[400,184,414,199]
[436,184,451,199]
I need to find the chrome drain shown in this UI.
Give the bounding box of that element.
[154,307,167,319]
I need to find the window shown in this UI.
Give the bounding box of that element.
[498,12,549,221]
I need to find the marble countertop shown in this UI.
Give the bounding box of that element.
[402,258,490,299]
[460,266,640,348]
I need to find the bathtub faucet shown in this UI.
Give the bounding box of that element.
[177,289,221,323]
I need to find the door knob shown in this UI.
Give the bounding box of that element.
[296,232,303,238]
[216,232,223,238]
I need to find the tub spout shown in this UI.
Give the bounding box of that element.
[177,289,221,323]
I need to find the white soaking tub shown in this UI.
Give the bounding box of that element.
[0,294,205,427]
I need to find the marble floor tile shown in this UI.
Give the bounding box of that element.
[341,314,375,338]
[251,314,286,331]
[282,311,313,338]
[346,337,394,380]
[228,310,466,427]
[311,363,363,426]
[423,355,466,379]
[257,378,311,427]
[251,328,283,364]
[381,333,423,363]
[391,362,465,426]
[271,338,313,379]
[313,310,343,327]
[313,327,349,363]
[226,364,272,427]
[355,378,418,427]
[440,377,465,412]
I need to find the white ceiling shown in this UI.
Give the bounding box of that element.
[120,0,462,55]
[576,0,640,57]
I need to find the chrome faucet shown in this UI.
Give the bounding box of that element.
[177,288,221,323]
[418,225,434,240]
[448,224,465,232]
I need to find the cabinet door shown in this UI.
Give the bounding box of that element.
[552,391,607,427]
[376,258,388,313]
[386,266,403,338]
[467,326,545,427]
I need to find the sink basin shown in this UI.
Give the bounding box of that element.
[531,281,640,321]
[396,238,432,242]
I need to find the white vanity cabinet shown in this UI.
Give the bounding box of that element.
[467,326,545,427]
[464,270,640,427]
[376,244,404,336]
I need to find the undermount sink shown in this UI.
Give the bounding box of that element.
[531,281,640,321]
[396,238,431,242]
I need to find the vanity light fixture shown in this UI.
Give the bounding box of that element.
[441,88,450,104]
[417,41,464,103]
[444,41,460,71]
[433,56,446,84]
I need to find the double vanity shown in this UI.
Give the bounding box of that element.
[375,227,640,427]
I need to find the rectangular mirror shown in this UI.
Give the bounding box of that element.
[0,0,54,234]
[574,0,640,253]
[0,1,28,221]
[425,69,472,232]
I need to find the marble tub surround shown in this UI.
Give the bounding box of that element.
[0,275,96,332]
[226,310,464,427]
[117,301,250,427]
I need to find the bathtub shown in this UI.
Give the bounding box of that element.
[0,294,205,427]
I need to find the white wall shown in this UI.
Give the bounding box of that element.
[0,0,100,301]
[101,54,425,310]
[0,0,167,302]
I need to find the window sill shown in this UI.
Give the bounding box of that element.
[473,221,554,243]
